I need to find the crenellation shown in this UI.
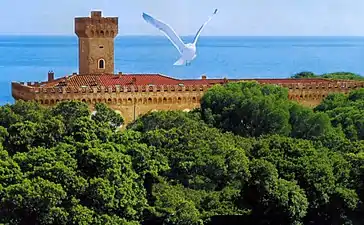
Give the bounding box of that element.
[14,81,363,100]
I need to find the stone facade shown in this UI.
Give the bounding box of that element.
[11,78,364,124]
[10,10,364,124]
[75,11,118,75]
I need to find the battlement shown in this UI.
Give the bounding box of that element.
[75,11,118,38]
[12,79,364,94]
[12,77,364,124]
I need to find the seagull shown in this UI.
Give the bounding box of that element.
[142,9,218,66]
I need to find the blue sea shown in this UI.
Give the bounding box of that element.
[1,35,364,105]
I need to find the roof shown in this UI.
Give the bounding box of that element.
[34,73,229,88]
[27,73,358,89]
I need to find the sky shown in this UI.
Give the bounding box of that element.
[1,0,364,36]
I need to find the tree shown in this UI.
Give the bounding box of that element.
[315,89,364,141]
[291,71,317,79]
[201,82,291,137]
[91,103,124,129]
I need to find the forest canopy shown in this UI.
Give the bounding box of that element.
[0,81,363,225]
[291,71,364,80]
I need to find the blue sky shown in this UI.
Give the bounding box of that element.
[2,0,364,36]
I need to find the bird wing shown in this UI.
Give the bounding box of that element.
[192,9,218,45]
[142,13,186,54]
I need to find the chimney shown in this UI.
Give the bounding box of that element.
[48,71,54,82]
[91,11,102,18]
[118,72,123,75]
[201,75,207,80]
[131,77,137,84]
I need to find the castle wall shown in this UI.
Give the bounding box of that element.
[11,80,364,124]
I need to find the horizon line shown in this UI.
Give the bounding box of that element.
[1,34,364,38]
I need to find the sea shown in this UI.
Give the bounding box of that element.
[1,35,364,105]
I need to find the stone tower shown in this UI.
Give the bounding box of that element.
[75,11,118,75]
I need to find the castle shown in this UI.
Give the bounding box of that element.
[11,11,364,124]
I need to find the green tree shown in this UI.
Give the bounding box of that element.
[92,103,124,129]
[201,82,291,137]
[291,71,317,79]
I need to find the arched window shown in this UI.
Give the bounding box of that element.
[98,59,105,69]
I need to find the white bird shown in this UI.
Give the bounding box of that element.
[142,9,218,66]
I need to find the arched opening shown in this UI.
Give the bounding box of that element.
[107,98,112,104]
[98,59,105,69]
[50,99,55,105]
[148,97,152,104]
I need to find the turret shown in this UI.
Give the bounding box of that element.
[75,11,118,75]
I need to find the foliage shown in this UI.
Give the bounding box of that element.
[200,81,332,140]
[1,80,364,225]
[291,71,364,81]
[315,89,364,141]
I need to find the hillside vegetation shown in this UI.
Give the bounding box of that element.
[0,82,363,225]
[291,71,364,81]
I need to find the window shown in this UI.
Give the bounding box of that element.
[98,59,105,69]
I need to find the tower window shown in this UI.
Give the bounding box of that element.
[98,59,105,69]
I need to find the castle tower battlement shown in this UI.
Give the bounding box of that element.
[75,11,118,75]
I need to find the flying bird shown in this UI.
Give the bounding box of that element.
[142,9,218,66]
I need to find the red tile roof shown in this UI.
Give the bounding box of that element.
[30,73,357,89]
